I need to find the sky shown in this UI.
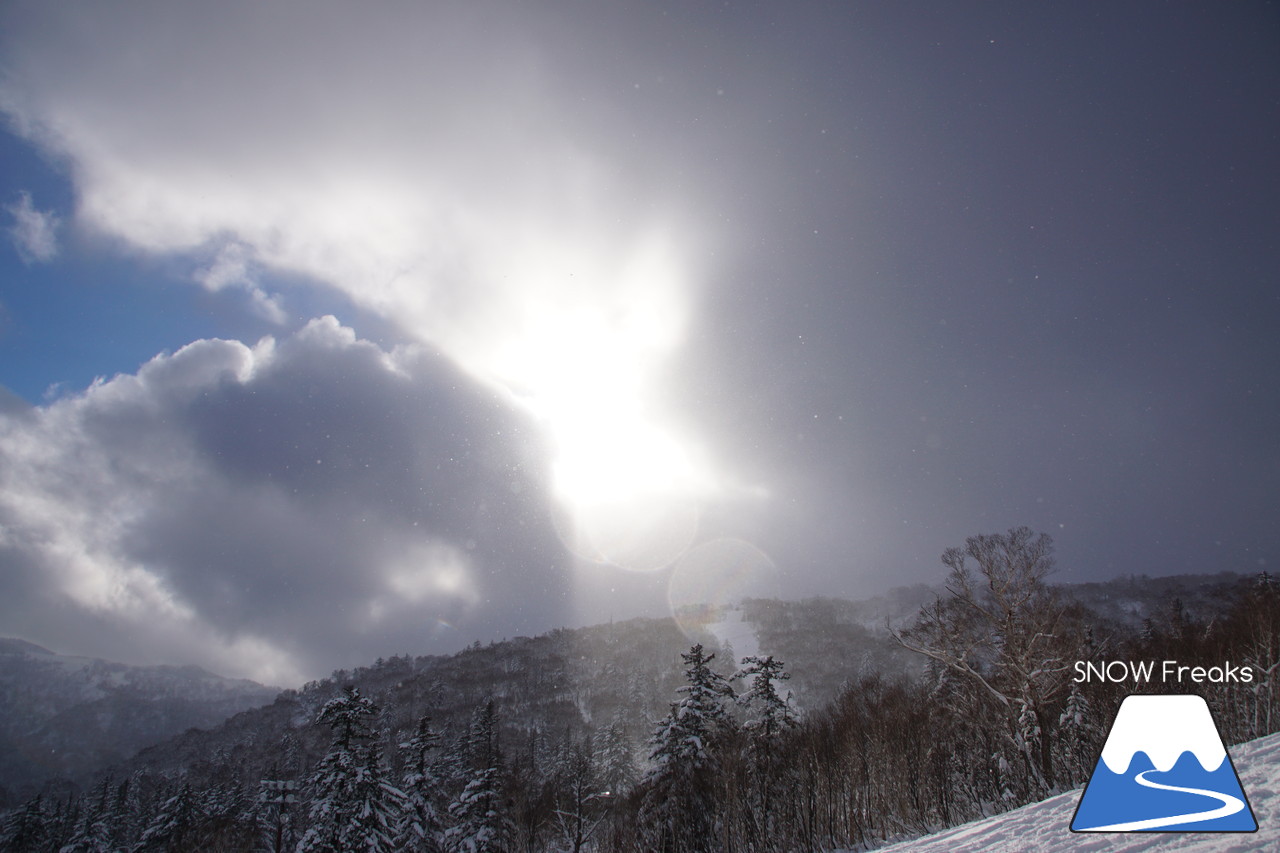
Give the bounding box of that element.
[0,1,1277,685]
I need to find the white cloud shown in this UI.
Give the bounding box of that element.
[194,242,286,324]
[6,191,59,263]
[0,319,567,683]
[0,0,734,566]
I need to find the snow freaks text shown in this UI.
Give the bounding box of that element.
[1073,660,1255,685]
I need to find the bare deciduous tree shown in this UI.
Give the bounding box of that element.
[893,527,1083,793]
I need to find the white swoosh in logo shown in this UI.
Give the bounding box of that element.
[1080,770,1245,832]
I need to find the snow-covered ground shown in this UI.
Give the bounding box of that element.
[863,731,1280,852]
[705,605,762,665]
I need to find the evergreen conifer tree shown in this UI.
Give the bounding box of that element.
[60,781,117,853]
[349,739,407,852]
[639,643,736,853]
[735,654,796,846]
[397,711,446,852]
[0,795,50,852]
[443,769,506,853]
[200,778,257,851]
[736,655,795,741]
[443,698,510,853]
[596,714,635,797]
[297,685,406,853]
[1056,682,1098,787]
[136,781,202,852]
[107,776,142,850]
[646,644,735,776]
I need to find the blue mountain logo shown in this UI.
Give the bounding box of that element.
[1071,694,1256,832]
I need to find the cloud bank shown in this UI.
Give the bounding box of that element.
[6,1,1274,682]
[0,0,736,571]
[0,318,566,683]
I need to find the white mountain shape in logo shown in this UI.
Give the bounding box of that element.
[1100,694,1226,774]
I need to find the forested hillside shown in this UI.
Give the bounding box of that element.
[1,531,1274,851]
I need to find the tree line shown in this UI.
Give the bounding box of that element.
[4,526,1279,851]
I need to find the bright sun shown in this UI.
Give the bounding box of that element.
[547,406,714,572]
[478,230,720,571]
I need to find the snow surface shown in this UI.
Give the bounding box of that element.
[1100,695,1227,774]
[705,605,762,664]
[863,730,1280,852]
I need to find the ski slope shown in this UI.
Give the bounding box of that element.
[866,730,1280,852]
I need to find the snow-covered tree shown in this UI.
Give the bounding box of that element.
[460,699,501,776]
[297,685,406,853]
[60,779,119,853]
[1,795,50,852]
[639,643,736,853]
[57,817,113,853]
[136,781,203,852]
[349,740,407,852]
[443,768,506,853]
[1055,682,1099,787]
[549,735,611,853]
[734,654,796,847]
[299,710,366,850]
[107,776,144,849]
[595,714,636,797]
[893,528,1083,794]
[396,711,446,852]
[443,699,510,853]
[646,644,735,778]
[736,654,796,741]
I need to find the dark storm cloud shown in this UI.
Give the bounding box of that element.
[0,319,567,682]
[667,3,1280,585]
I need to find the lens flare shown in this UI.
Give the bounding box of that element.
[668,538,779,641]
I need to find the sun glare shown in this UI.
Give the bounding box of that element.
[475,229,718,572]
[547,411,711,571]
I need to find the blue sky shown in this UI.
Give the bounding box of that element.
[0,0,1277,684]
[2,129,243,401]
[0,126,391,403]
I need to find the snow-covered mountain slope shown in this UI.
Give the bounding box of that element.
[867,730,1280,852]
[0,639,278,800]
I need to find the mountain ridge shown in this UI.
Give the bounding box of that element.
[0,639,279,803]
[0,568,1252,809]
